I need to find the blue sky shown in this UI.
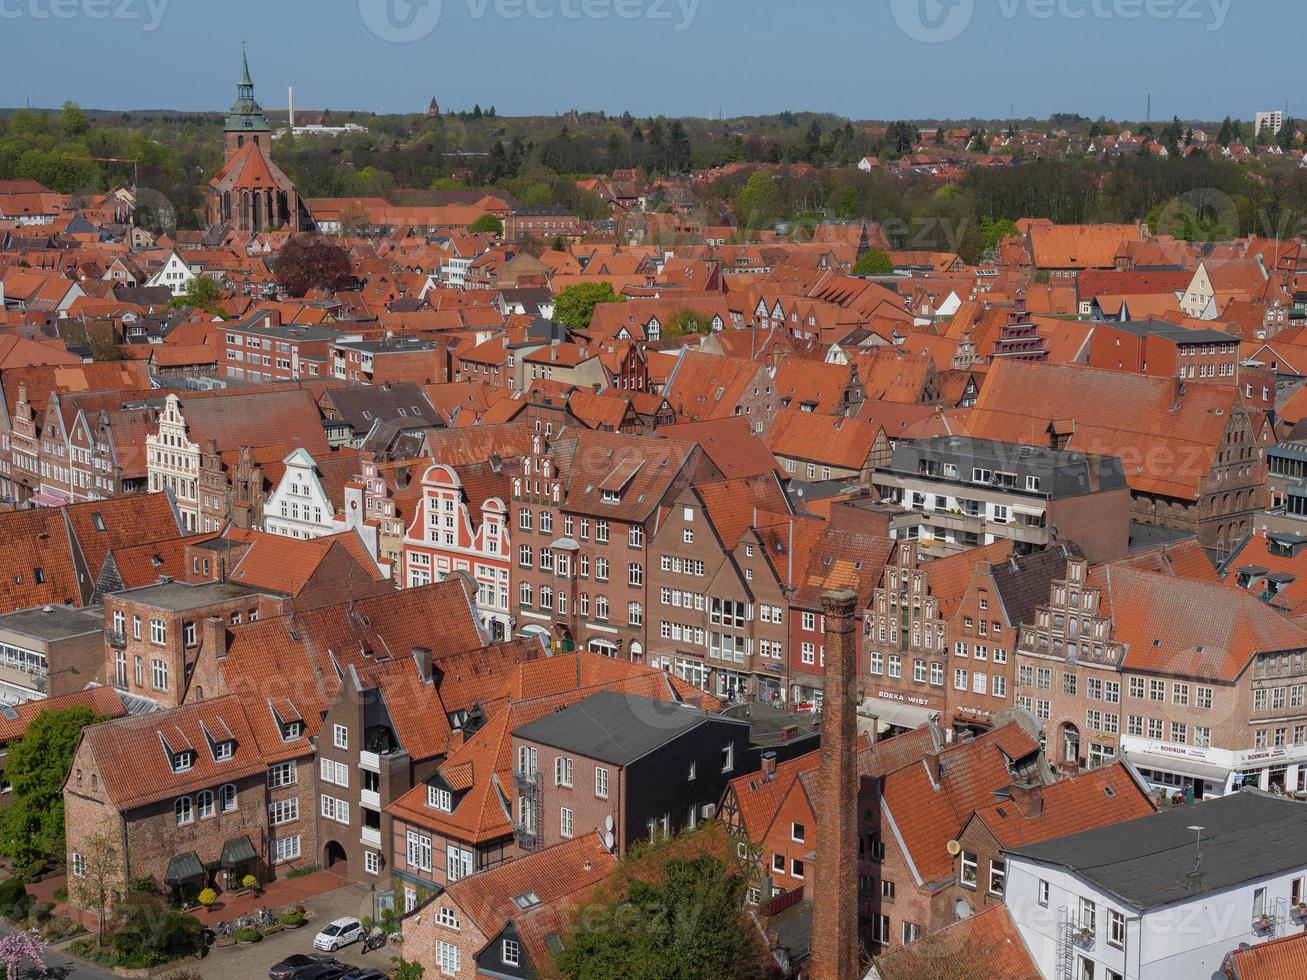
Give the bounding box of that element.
[0,0,1296,122]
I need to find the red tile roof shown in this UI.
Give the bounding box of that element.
[968,762,1155,849]
[873,905,1040,980]
[0,685,126,744]
[1228,931,1307,980]
[881,722,1040,885]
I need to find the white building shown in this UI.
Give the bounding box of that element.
[1004,790,1307,980]
[1255,111,1284,138]
[263,448,380,558]
[146,394,201,531]
[143,251,197,297]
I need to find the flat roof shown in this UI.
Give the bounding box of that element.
[112,580,260,612]
[0,604,103,643]
[1008,790,1307,912]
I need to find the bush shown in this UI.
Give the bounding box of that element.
[51,887,67,903]
[391,957,425,980]
[260,923,283,936]
[361,915,373,930]
[0,876,32,920]
[233,928,261,944]
[33,901,53,925]
[279,910,305,927]
[110,891,204,967]
[197,888,217,907]
[15,858,48,883]
[285,865,320,879]
[241,874,258,890]
[127,875,158,895]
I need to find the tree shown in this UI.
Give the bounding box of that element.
[853,249,894,275]
[979,217,1020,254]
[553,282,623,329]
[664,309,710,339]
[469,213,503,236]
[273,234,353,297]
[557,831,771,980]
[60,101,91,139]
[1217,116,1234,147]
[0,929,47,978]
[111,888,204,967]
[0,705,99,866]
[734,172,784,229]
[166,274,224,315]
[69,830,119,944]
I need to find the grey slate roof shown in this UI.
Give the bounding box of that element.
[991,544,1083,633]
[511,690,740,766]
[1007,790,1307,912]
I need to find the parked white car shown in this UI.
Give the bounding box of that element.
[313,917,364,952]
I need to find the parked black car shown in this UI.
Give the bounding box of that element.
[268,953,337,980]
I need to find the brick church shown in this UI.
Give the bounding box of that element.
[207,47,306,233]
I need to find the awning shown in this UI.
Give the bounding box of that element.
[164,852,205,885]
[1123,749,1231,785]
[861,700,938,732]
[220,836,258,868]
[1012,503,1045,518]
[29,492,68,508]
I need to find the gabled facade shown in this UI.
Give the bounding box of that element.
[403,462,512,639]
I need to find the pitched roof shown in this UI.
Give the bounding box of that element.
[512,690,735,766]
[872,906,1040,980]
[965,359,1239,500]
[0,685,126,744]
[655,415,781,480]
[968,762,1155,849]
[1228,931,1307,980]
[1095,563,1307,681]
[881,722,1041,885]
[76,694,265,811]
[764,410,882,470]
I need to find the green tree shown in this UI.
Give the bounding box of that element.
[0,706,100,866]
[853,249,894,275]
[1217,116,1234,147]
[553,282,623,329]
[979,217,1021,254]
[734,171,784,228]
[469,213,504,236]
[664,309,710,339]
[60,101,91,140]
[557,833,771,980]
[167,274,224,315]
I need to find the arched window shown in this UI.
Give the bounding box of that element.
[220,784,237,812]
[197,789,214,819]
[175,796,193,826]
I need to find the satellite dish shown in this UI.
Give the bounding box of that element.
[603,832,615,850]
[946,840,962,856]
[605,815,614,832]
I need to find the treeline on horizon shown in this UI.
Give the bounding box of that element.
[3,103,1307,262]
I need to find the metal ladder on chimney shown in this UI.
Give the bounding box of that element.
[1055,906,1075,980]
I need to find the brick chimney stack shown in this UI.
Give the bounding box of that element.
[810,588,860,980]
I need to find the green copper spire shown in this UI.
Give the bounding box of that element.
[226,43,270,136]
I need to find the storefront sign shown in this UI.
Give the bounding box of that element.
[877,689,936,708]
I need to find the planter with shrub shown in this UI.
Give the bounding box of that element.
[279,910,306,929]
[233,927,261,945]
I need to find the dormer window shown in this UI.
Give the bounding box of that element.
[601,488,621,504]
[173,751,194,772]
[427,785,453,812]
[213,740,234,762]
[282,721,303,740]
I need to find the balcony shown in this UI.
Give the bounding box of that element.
[360,788,380,810]
[360,825,381,849]
[107,630,127,649]
[358,750,381,772]
[512,769,539,792]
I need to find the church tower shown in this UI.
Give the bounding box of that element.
[224,44,272,162]
[209,45,303,233]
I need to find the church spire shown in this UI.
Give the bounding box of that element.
[239,41,253,88]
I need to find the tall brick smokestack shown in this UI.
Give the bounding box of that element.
[810,588,860,980]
